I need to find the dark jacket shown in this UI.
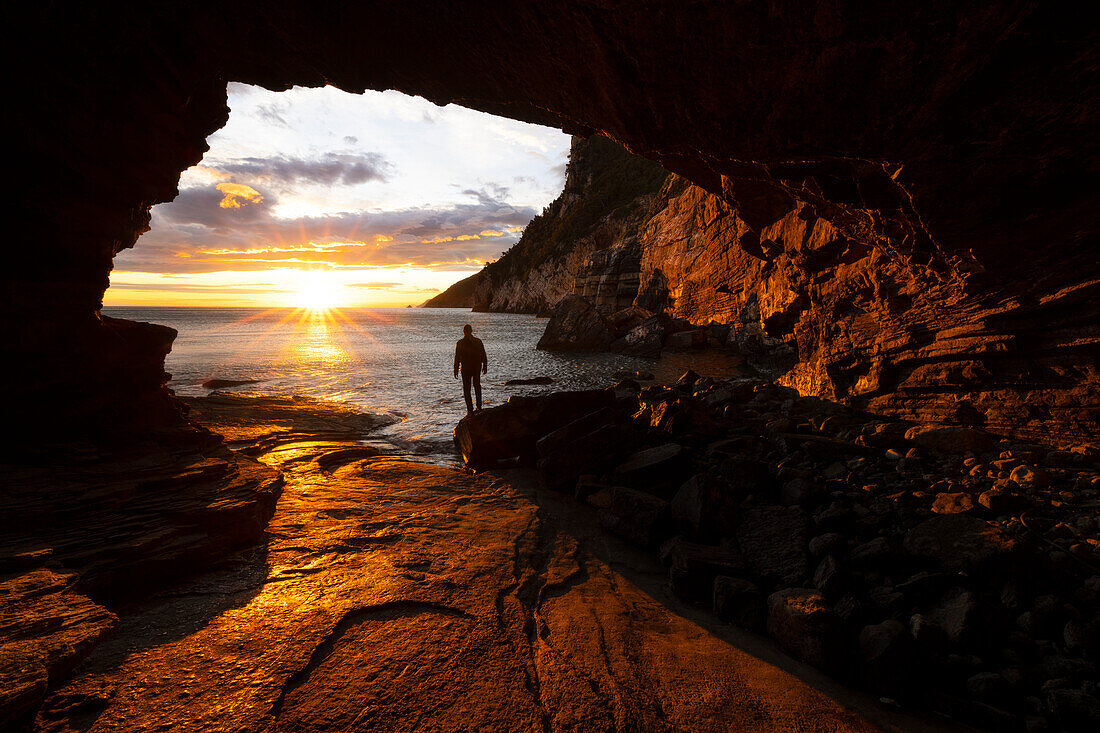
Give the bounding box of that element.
[454,335,487,374]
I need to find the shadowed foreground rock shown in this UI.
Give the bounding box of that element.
[453,389,614,468]
[9,397,954,732]
[529,376,1100,732]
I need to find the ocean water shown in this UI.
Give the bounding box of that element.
[103,307,744,455]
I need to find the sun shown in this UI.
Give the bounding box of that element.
[291,271,345,311]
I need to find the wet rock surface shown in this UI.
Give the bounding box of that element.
[4,396,938,732]
[515,376,1100,732]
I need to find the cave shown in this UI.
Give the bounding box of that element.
[13,2,1097,444]
[4,3,1098,731]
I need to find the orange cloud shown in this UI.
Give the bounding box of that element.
[216,182,264,209]
[374,235,393,244]
[479,230,503,237]
[455,234,480,241]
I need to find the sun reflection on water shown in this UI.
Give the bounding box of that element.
[288,309,350,366]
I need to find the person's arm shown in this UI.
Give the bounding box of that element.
[453,343,460,378]
[480,341,488,374]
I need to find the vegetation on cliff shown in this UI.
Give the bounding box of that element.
[424,135,668,310]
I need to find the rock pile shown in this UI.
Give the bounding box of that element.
[537,295,729,358]
[464,376,1100,731]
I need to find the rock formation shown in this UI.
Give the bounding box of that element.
[424,135,667,313]
[17,395,921,733]
[5,4,1098,727]
[11,2,1096,446]
[466,377,1100,731]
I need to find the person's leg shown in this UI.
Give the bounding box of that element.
[461,372,474,413]
[472,372,482,410]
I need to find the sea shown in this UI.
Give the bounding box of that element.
[103,307,745,459]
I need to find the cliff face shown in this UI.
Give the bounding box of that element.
[10,2,1097,444]
[425,135,667,313]
[629,177,1098,447]
[448,134,1095,445]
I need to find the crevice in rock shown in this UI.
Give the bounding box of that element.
[267,600,474,721]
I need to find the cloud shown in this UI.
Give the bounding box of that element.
[343,135,358,144]
[116,184,532,274]
[349,279,440,290]
[216,183,263,209]
[108,282,285,294]
[214,152,393,187]
[348,281,402,289]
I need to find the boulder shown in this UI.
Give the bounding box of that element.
[779,477,822,507]
[612,444,690,496]
[610,316,666,357]
[537,423,624,490]
[859,620,917,698]
[931,492,976,514]
[978,485,1020,514]
[536,295,613,351]
[647,397,715,438]
[930,587,985,646]
[718,456,775,497]
[1046,689,1100,731]
[666,329,707,350]
[1009,464,1051,489]
[598,487,671,547]
[713,576,766,630]
[607,305,655,337]
[910,614,950,653]
[454,390,614,468]
[670,473,734,537]
[808,533,847,558]
[504,376,555,385]
[848,537,892,568]
[666,540,750,600]
[735,505,810,586]
[766,588,846,671]
[904,426,996,454]
[536,407,619,459]
[812,555,848,598]
[903,514,1016,574]
[674,370,701,391]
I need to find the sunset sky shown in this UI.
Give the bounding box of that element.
[105,83,571,308]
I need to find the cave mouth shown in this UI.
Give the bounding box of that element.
[103,83,572,312]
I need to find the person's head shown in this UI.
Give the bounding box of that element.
[463,324,473,337]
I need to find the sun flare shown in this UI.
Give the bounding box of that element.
[291,271,345,311]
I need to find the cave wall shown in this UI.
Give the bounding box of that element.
[633,176,1098,446]
[10,1,1097,441]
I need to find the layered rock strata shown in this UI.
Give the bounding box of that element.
[14,3,1095,443]
[0,395,396,725]
[498,160,1097,447]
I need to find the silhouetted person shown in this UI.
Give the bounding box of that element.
[454,324,488,414]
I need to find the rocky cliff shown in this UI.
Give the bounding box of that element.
[424,135,667,313]
[629,176,1098,448]
[447,140,1097,447]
